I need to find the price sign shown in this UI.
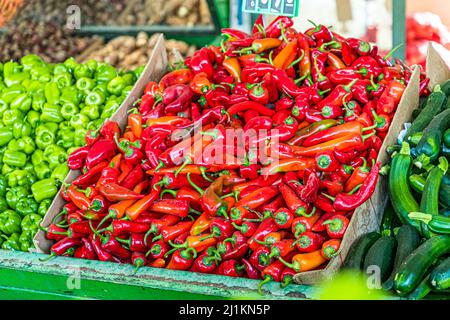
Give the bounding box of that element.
[243,0,299,17]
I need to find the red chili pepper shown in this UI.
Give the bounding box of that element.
[67,185,91,211]
[249,245,273,271]
[146,239,170,260]
[247,218,279,251]
[45,224,69,241]
[258,259,286,293]
[332,162,380,211]
[278,182,310,217]
[272,207,294,229]
[190,249,220,274]
[231,221,258,238]
[322,214,349,239]
[154,221,194,243]
[90,234,113,262]
[148,199,189,218]
[166,248,197,270]
[242,258,260,279]
[344,158,371,192]
[231,186,279,223]
[85,129,100,146]
[265,16,294,38]
[221,242,249,261]
[67,145,90,170]
[298,172,320,203]
[291,209,321,238]
[84,139,117,170]
[50,237,81,256]
[321,239,341,259]
[292,231,326,253]
[267,239,296,259]
[272,69,303,97]
[104,220,150,236]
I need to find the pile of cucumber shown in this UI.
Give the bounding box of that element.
[342,80,450,300]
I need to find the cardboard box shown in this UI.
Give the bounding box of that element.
[33,34,168,252]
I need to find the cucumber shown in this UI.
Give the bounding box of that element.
[342,232,380,270]
[404,88,446,142]
[363,236,397,282]
[388,142,420,230]
[440,174,450,208]
[430,256,450,290]
[419,157,448,238]
[416,108,450,162]
[383,225,421,291]
[380,200,399,236]
[394,235,450,295]
[407,273,432,300]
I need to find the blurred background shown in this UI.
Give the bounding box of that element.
[0,0,449,69]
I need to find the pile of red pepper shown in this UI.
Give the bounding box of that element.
[44,16,430,292]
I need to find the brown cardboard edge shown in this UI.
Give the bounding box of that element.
[426,42,450,89]
[294,66,421,285]
[32,34,168,254]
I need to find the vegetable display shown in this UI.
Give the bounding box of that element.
[0,54,140,251]
[42,16,419,291]
[347,80,450,299]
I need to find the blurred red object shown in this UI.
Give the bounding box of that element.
[406,12,450,68]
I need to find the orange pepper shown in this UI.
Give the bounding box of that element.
[223,57,241,82]
[273,38,298,69]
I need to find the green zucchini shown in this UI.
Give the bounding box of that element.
[416,108,450,162]
[388,142,420,230]
[394,235,450,295]
[342,232,380,270]
[429,256,450,290]
[408,174,425,193]
[380,200,399,236]
[363,236,397,282]
[383,225,421,291]
[440,174,450,207]
[409,212,450,234]
[407,273,432,300]
[440,79,450,96]
[409,132,423,146]
[444,128,450,148]
[404,88,446,142]
[419,157,448,238]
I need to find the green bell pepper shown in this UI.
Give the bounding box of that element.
[74,64,94,80]
[31,91,45,111]
[133,66,145,79]
[3,148,27,167]
[35,124,56,150]
[16,137,36,154]
[51,162,69,182]
[85,90,105,106]
[87,119,104,131]
[121,85,133,99]
[80,105,100,120]
[30,66,52,83]
[6,186,29,209]
[19,230,33,252]
[31,149,45,166]
[0,196,8,211]
[0,84,25,104]
[0,98,8,117]
[38,199,52,216]
[16,197,39,217]
[44,144,67,169]
[95,64,117,83]
[0,127,13,146]
[60,103,80,120]
[56,127,74,149]
[20,54,44,70]
[107,76,126,96]
[40,103,64,123]
[26,110,41,128]
[122,72,136,86]
[34,163,51,180]
[12,121,32,139]
[70,114,89,129]
[7,169,29,187]
[0,175,7,197]
[60,86,80,106]
[31,178,58,203]
[10,93,32,112]
[54,72,73,89]
[3,109,24,127]
[54,63,69,75]
[21,213,41,232]
[1,163,14,176]
[85,59,98,72]
[76,77,95,91]
[0,210,22,235]
[1,233,21,251]
[74,128,88,147]
[101,99,120,119]
[44,82,60,104]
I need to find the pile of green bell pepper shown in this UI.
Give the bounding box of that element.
[0,54,141,251]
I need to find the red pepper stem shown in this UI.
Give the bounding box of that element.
[151,234,162,243]
[286,50,306,70]
[174,158,192,177]
[220,192,235,199]
[154,161,165,172]
[313,55,327,82]
[362,131,376,142]
[277,256,298,271]
[199,166,213,182]
[186,172,205,196]
[299,206,316,218]
[319,41,338,52]
[39,253,57,262]
[281,276,293,288]
[168,239,188,249]
[362,123,378,132]
[343,79,358,92]
[160,189,178,199]
[383,43,403,61]
[51,210,68,224]
[348,183,362,195]
[258,275,272,295]
[321,192,335,202]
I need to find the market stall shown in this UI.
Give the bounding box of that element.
[0,0,449,301]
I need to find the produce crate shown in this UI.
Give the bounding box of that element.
[2,35,315,300]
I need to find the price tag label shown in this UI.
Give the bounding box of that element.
[243,0,299,17]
